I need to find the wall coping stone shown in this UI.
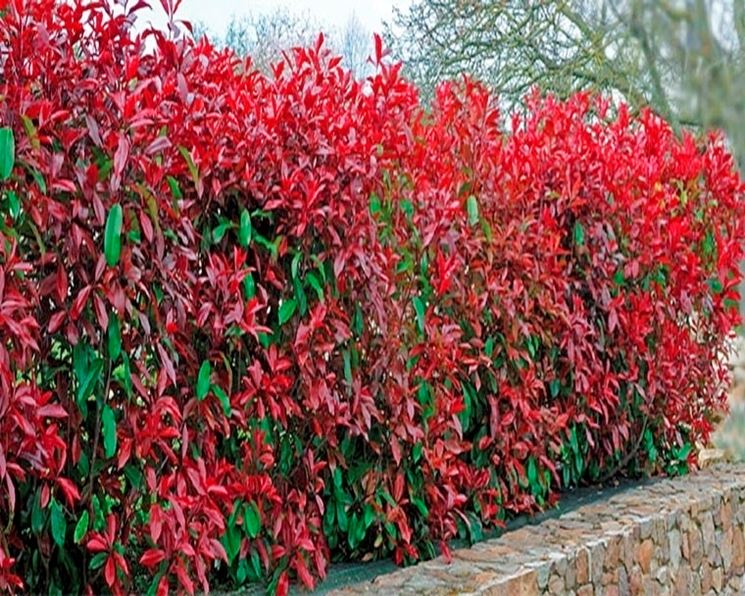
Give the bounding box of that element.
[330,463,745,595]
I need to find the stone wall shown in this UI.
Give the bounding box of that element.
[333,464,745,595]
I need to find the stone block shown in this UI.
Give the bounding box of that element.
[547,573,564,595]
[721,527,734,571]
[733,525,745,569]
[668,528,682,569]
[701,511,715,552]
[588,539,606,586]
[635,539,655,574]
[711,566,723,592]
[604,534,623,572]
[700,562,712,593]
[721,499,733,530]
[629,565,644,596]
[688,526,704,569]
[576,547,590,585]
[481,570,539,596]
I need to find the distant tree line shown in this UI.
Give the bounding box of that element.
[193,9,372,78]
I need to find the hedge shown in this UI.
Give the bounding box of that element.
[0,2,743,594]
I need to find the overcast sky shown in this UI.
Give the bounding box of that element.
[142,0,409,37]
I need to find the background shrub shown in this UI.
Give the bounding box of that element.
[0,2,743,594]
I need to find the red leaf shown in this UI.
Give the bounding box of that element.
[104,555,116,587]
[293,553,315,590]
[56,477,80,506]
[175,561,195,596]
[86,536,109,553]
[139,549,166,568]
[70,286,92,321]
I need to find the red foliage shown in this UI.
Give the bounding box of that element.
[0,1,743,594]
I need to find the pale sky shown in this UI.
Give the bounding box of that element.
[142,0,409,37]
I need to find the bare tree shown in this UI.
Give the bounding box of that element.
[210,9,319,73]
[387,0,745,164]
[206,8,376,80]
[337,13,372,77]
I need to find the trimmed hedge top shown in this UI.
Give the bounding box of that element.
[0,2,743,594]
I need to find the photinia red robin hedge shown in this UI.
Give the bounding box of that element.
[1,1,744,594]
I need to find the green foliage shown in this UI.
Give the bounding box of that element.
[104,204,123,266]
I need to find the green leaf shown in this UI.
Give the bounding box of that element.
[343,349,353,385]
[417,382,432,409]
[412,496,429,517]
[102,404,117,459]
[91,494,104,531]
[50,498,66,547]
[28,166,46,193]
[278,299,296,325]
[253,233,281,259]
[224,526,241,564]
[459,383,473,432]
[258,332,271,349]
[31,491,44,534]
[178,145,199,186]
[644,428,658,463]
[353,304,363,336]
[678,441,692,460]
[396,252,413,274]
[481,218,493,242]
[89,552,108,570]
[239,209,252,247]
[108,315,121,361]
[166,175,183,200]
[336,500,348,532]
[123,464,143,489]
[466,195,479,226]
[293,277,307,317]
[20,115,39,150]
[0,127,15,180]
[466,512,483,543]
[702,230,715,258]
[245,502,261,538]
[412,442,423,463]
[291,252,302,280]
[6,190,19,219]
[306,272,324,301]
[569,426,579,452]
[527,458,538,489]
[212,219,232,243]
[77,359,103,412]
[369,193,382,216]
[212,384,231,416]
[196,360,211,400]
[74,511,90,544]
[413,296,426,334]
[104,203,123,266]
[243,273,256,299]
[573,221,585,247]
[249,549,262,581]
[120,353,133,397]
[707,277,724,294]
[348,514,359,548]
